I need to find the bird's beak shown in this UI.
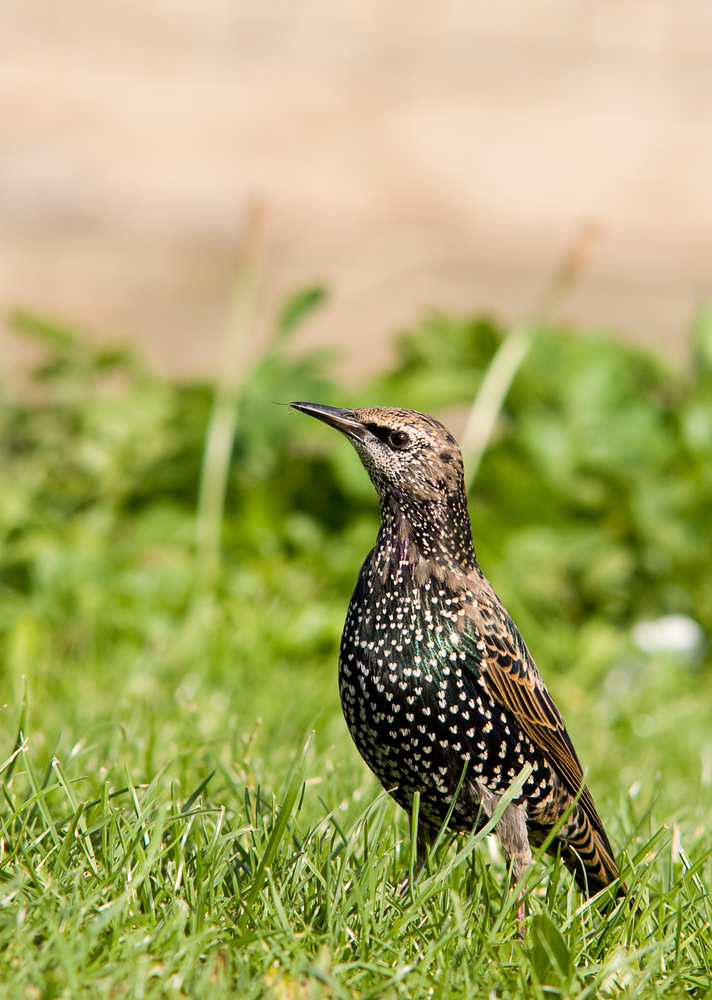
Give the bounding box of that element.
[290,401,369,442]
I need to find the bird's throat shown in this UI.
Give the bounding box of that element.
[374,500,478,585]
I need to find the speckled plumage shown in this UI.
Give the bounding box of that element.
[291,401,621,896]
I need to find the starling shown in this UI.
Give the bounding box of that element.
[291,402,621,897]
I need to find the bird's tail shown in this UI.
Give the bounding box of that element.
[555,801,625,897]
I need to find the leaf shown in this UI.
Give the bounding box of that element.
[9,309,78,349]
[274,286,328,345]
[691,302,712,386]
[529,912,573,990]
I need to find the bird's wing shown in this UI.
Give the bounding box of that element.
[457,584,611,846]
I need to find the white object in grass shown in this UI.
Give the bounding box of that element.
[632,614,704,655]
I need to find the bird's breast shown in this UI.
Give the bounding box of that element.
[337,562,485,761]
[340,564,473,681]
[336,558,546,819]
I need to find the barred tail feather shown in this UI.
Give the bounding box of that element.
[556,803,624,897]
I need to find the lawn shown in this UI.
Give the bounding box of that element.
[1,297,711,998]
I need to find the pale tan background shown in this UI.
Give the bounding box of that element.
[2,0,711,383]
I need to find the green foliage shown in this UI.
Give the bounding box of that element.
[1,299,711,996]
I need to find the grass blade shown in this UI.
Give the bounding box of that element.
[194,199,266,589]
[238,730,314,926]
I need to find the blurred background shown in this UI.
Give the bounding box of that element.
[3,0,712,382]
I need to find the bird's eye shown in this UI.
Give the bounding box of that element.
[389,430,410,450]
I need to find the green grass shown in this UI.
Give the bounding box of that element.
[1,300,711,997]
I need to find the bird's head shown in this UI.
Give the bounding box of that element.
[290,402,466,510]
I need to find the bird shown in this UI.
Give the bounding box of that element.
[290,401,622,900]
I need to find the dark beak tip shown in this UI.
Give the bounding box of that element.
[289,401,335,418]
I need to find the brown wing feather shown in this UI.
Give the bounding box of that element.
[460,585,614,850]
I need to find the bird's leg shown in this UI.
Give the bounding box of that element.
[398,825,430,897]
[505,856,529,937]
[493,802,531,937]
[416,824,429,874]
[503,856,529,937]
